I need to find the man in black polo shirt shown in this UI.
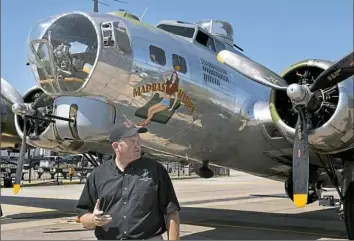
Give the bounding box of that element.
[76,121,181,240]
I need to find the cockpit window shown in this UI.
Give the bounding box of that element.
[214,39,226,52]
[114,22,132,55]
[195,30,216,52]
[157,24,195,38]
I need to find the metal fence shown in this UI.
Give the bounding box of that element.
[0,163,93,187]
[1,159,230,188]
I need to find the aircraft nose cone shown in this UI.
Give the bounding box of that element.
[287,83,306,102]
[27,12,99,95]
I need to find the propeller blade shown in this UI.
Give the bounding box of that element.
[217,50,289,91]
[310,51,354,91]
[292,106,310,208]
[13,117,28,194]
[1,78,24,105]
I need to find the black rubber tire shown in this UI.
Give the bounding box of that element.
[3,177,13,188]
[344,181,354,240]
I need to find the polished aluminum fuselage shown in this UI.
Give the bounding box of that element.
[32,12,297,180]
[16,11,353,183]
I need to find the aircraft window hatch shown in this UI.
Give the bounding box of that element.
[149,45,166,66]
[172,54,187,74]
[114,22,132,55]
[195,30,216,52]
[157,24,195,38]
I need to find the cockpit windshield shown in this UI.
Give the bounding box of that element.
[157,24,195,38]
[27,13,98,94]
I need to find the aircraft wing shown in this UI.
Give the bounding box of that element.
[1,97,22,151]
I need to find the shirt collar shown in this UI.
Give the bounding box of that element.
[109,157,142,172]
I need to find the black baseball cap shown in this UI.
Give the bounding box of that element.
[108,121,148,143]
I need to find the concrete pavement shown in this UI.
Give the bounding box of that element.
[0,171,347,240]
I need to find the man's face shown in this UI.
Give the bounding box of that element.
[115,133,141,162]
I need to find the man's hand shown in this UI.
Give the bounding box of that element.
[167,211,180,240]
[92,199,112,227]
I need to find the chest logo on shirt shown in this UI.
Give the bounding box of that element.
[132,68,195,127]
[139,169,152,181]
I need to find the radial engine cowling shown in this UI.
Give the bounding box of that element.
[14,87,121,154]
[269,59,354,154]
[14,87,54,143]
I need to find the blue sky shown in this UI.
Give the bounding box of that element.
[1,0,353,95]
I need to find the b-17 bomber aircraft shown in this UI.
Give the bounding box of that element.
[1,9,353,238]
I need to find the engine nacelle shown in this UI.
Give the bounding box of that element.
[14,88,120,154]
[52,96,117,141]
[269,59,354,154]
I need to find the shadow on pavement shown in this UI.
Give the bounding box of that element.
[0,195,348,240]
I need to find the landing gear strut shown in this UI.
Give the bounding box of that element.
[317,157,354,240]
[83,153,99,167]
[342,163,354,240]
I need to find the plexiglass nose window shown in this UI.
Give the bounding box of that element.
[28,13,99,94]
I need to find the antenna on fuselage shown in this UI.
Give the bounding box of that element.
[92,0,128,12]
[233,43,244,52]
[140,7,148,21]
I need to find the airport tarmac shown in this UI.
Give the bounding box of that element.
[0,171,348,240]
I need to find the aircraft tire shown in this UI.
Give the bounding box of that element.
[3,176,13,188]
[196,167,214,179]
[344,181,354,240]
